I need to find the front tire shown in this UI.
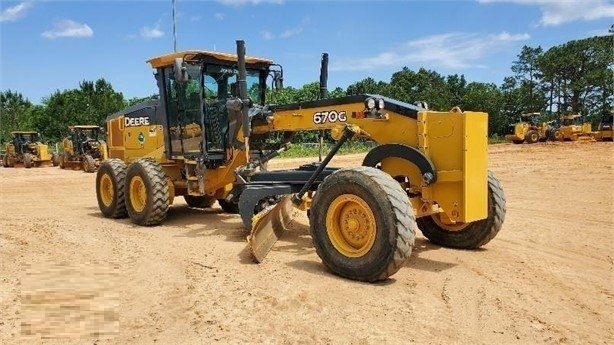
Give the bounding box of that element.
[125,159,169,226]
[417,171,506,249]
[83,154,96,173]
[23,153,33,168]
[218,199,240,213]
[525,130,539,144]
[96,159,128,218]
[310,166,415,282]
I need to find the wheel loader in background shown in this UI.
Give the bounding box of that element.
[95,40,506,282]
[1,131,54,168]
[505,112,554,144]
[59,125,108,172]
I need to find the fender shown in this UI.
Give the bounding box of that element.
[362,143,437,185]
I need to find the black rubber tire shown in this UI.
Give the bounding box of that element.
[525,130,539,144]
[310,166,416,282]
[552,129,563,141]
[58,154,65,169]
[125,159,169,226]
[218,199,240,213]
[83,154,96,173]
[23,153,33,168]
[6,154,15,168]
[96,159,128,218]
[512,140,524,144]
[2,154,9,168]
[184,195,216,208]
[417,171,506,249]
[51,153,59,167]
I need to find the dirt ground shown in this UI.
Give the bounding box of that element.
[0,141,612,344]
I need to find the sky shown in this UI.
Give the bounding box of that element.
[1,0,613,104]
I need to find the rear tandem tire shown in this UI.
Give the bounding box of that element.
[125,159,169,226]
[309,166,416,282]
[417,171,506,249]
[96,159,128,218]
[184,195,216,208]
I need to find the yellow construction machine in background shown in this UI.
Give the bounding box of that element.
[557,114,597,141]
[595,110,613,141]
[95,40,506,282]
[1,131,53,168]
[58,125,109,172]
[505,112,554,144]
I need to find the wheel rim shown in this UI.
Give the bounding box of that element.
[326,194,376,258]
[129,176,147,213]
[431,213,470,232]
[531,133,538,142]
[99,174,114,207]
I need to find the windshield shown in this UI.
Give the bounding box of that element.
[14,133,39,142]
[163,62,265,157]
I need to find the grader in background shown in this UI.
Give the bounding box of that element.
[505,112,554,144]
[1,131,53,168]
[95,40,506,282]
[557,114,596,141]
[59,125,108,172]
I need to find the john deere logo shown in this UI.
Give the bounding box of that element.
[137,132,145,144]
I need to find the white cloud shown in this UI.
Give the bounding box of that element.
[478,0,614,26]
[217,0,284,6]
[261,16,309,40]
[330,31,530,72]
[0,2,32,22]
[261,30,275,40]
[41,20,93,39]
[279,27,302,39]
[214,12,225,20]
[140,22,164,39]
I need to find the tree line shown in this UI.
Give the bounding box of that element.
[1,35,612,143]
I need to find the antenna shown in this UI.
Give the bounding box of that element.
[172,0,177,52]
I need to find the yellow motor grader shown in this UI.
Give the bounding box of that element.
[505,112,553,144]
[95,40,506,282]
[557,114,596,141]
[58,125,108,172]
[1,131,53,168]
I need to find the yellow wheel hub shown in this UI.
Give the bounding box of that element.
[129,176,147,213]
[326,194,376,258]
[99,174,114,207]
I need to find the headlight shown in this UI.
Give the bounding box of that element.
[365,98,376,110]
[377,98,385,110]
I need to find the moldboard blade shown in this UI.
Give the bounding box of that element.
[247,195,296,263]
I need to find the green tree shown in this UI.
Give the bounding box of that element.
[0,90,35,142]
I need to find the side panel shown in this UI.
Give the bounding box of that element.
[462,112,488,222]
[106,115,166,164]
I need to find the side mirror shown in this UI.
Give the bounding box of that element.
[273,71,283,91]
[173,58,188,84]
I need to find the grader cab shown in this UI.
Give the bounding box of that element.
[58,125,109,172]
[1,131,53,168]
[95,40,506,282]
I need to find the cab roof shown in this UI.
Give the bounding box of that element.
[561,114,582,119]
[147,50,274,69]
[70,125,102,129]
[11,131,38,135]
